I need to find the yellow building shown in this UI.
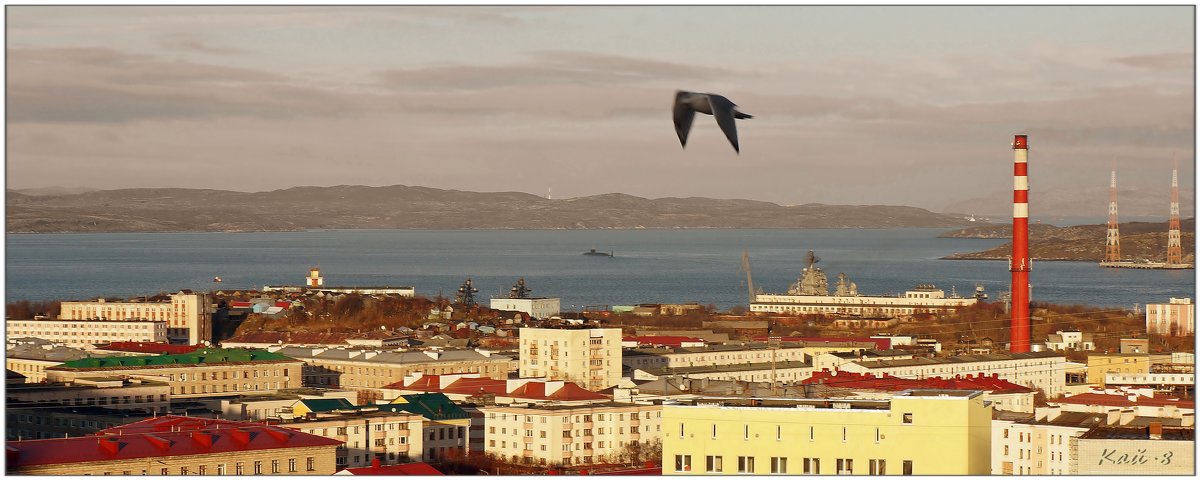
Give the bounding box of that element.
[662,390,992,475]
[520,327,622,391]
[1086,353,1152,385]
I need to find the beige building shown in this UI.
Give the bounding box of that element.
[479,402,663,467]
[520,328,622,391]
[273,346,514,401]
[277,408,426,469]
[490,297,561,320]
[838,351,1067,397]
[6,416,341,475]
[1146,297,1194,336]
[6,318,167,347]
[622,341,870,372]
[6,341,100,383]
[1072,424,1194,475]
[45,348,304,398]
[6,376,171,413]
[58,291,213,345]
[1086,353,1152,385]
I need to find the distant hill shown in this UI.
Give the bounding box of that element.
[941,219,1196,262]
[5,185,979,233]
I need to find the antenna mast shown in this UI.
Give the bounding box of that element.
[740,249,756,307]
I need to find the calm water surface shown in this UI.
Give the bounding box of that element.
[5,229,1194,310]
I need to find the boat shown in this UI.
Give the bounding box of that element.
[213,276,222,283]
[583,248,613,257]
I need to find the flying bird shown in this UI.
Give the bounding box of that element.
[673,90,753,153]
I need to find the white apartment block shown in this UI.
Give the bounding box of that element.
[479,402,662,467]
[490,298,561,320]
[837,351,1067,397]
[6,319,167,347]
[992,414,1089,475]
[1146,298,1194,336]
[59,291,212,345]
[623,343,864,372]
[520,328,622,392]
[280,410,426,468]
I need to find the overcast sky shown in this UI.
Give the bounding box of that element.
[6,6,1194,213]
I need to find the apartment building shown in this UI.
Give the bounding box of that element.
[1086,353,1152,385]
[490,297,561,320]
[1146,297,1194,336]
[380,393,473,462]
[274,346,513,400]
[6,416,341,475]
[478,402,663,467]
[276,408,425,469]
[631,360,814,384]
[992,410,1097,475]
[382,374,610,406]
[6,341,101,383]
[622,341,868,372]
[58,291,213,345]
[6,376,170,413]
[801,371,1037,414]
[837,351,1066,397]
[45,348,304,398]
[520,328,622,391]
[6,318,167,347]
[201,389,358,421]
[1073,423,1194,475]
[661,390,992,476]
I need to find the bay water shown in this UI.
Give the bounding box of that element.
[5,229,1194,310]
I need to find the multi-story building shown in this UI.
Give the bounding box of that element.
[992,410,1100,475]
[200,389,358,421]
[6,318,167,347]
[45,348,304,398]
[802,371,1038,414]
[273,346,513,401]
[380,393,473,462]
[661,390,992,475]
[58,291,213,345]
[381,373,610,406]
[276,408,425,469]
[838,351,1067,397]
[6,406,158,441]
[631,360,813,384]
[1045,330,1096,351]
[1072,423,1194,474]
[490,297,561,320]
[622,341,870,372]
[6,340,101,383]
[6,416,342,475]
[1086,353,1152,385]
[5,376,170,413]
[479,402,663,467]
[1146,297,1194,336]
[520,328,622,391]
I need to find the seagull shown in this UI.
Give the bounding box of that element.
[673,90,753,153]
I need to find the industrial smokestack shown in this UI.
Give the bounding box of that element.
[1010,134,1032,353]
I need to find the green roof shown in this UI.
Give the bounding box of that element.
[381,393,469,420]
[57,348,294,369]
[298,398,356,413]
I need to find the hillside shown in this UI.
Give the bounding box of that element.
[941,219,1196,262]
[6,185,979,233]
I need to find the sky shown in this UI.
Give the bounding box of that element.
[5,5,1195,214]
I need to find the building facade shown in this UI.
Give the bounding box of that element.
[1072,424,1194,475]
[58,291,213,345]
[520,328,622,392]
[490,297,561,320]
[838,351,1067,397]
[1146,298,1194,336]
[45,348,304,398]
[6,318,167,347]
[273,346,513,401]
[5,376,170,413]
[661,390,992,475]
[276,409,425,469]
[478,402,663,467]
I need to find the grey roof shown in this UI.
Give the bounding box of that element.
[275,347,512,365]
[6,344,98,362]
[853,351,1063,369]
[639,360,811,376]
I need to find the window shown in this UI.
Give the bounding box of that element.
[902,460,913,475]
[809,426,814,441]
[289,459,297,473]
[307,457,315,472]
[777,425,782,441]
[803,458,820,475]
[902,413,913,424]
[1003,445,1009,456]
[771,457,787,474]
[679,423,685,437]
[706,455,723,473]
[836,458,853,474]
[869,459,886,475]
[744,424,750,440]
[272,460,280,474]
[235,463,244,475]
[217,464,226,475]
[179,467,188,475]
[1003,428,1009,438]
[198,466,207,475]
[842,427,847,442]
[674,455,692,472]
[712,424,717,438]
[253,461,262,475]
[738,456,755,474]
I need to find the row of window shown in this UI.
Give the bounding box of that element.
[681,420,909,441]
[678,455,914,475]
[486,411,660,422]
[89,457,316,475]
[169,369,289,382]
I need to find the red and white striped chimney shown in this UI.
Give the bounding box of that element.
[1010,134,1031,353]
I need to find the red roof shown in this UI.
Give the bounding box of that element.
[1056,392,1196,409]
[96,342,205,355]
[7,416,341,468]
[386,375,609,402]
[230,301,253,308]
[801,371,1035,393]
[753,336,891,350]
[340,462,443,475]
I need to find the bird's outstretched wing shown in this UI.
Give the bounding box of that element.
[673,91,696,148]
[707,94,741,153]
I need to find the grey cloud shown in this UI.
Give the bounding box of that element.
[157,33,249,55]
